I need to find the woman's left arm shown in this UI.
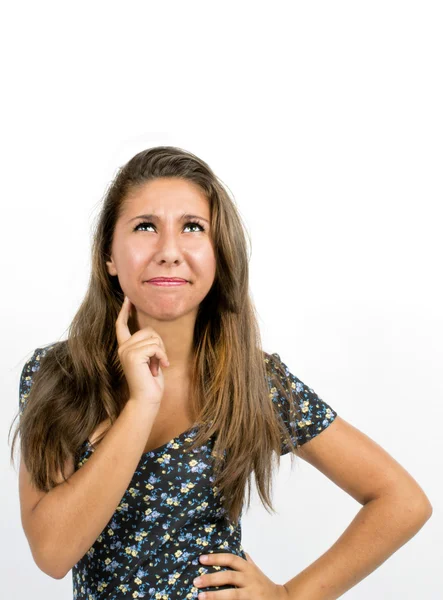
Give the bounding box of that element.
[283,416,433,600]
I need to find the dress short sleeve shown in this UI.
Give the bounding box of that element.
[19,346,54,417]
[268,352,338,455]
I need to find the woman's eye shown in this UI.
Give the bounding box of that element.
[133,221,205,232]
[133,222,155,232]
[185,221,205,232]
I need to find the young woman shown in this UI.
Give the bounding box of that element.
[12,146,432,600]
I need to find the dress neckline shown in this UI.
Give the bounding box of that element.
[83,422,200,459]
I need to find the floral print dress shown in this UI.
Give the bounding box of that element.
[19,346,337,599]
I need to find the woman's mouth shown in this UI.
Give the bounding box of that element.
[145,278,188,287]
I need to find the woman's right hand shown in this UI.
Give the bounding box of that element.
[115,295,170,407]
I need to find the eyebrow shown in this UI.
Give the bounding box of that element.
[127,213,210,225]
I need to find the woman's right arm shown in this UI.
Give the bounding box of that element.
[19,399,160,580]
[21,296,169,579]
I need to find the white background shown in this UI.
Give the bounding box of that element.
[2,1,441,598]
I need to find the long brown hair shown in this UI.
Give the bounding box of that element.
[9,146,300,525]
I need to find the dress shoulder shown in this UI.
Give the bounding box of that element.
[19,343,58,416]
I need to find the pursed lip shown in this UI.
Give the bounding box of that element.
[146,277,188,282]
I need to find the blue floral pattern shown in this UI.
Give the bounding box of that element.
[19,345,337,598]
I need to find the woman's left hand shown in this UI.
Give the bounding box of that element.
[193,552,289,599]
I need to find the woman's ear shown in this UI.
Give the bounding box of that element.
[106,256,118,276]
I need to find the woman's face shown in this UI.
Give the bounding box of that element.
[106,177,216,323]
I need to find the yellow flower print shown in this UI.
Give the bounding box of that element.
[157,453,171,464]
[167,572,181,585]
